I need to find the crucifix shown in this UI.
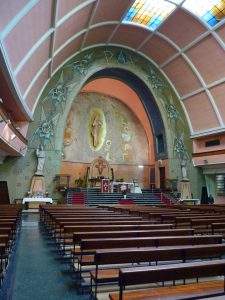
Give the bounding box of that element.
[95,159,107,175]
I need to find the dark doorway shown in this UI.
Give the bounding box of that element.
[150,167,155,189]
[0,181,10,204]
[159,167,166,190]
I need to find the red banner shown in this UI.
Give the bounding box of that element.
[101,179,110,193]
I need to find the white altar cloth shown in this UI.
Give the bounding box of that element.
[111,182,134,193]
[179,198,200,205]
[22,197,53,204]
[110,182,142,193]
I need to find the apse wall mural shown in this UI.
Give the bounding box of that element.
[63,92,149,165]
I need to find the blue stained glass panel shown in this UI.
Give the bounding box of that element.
[122,0,176,31]
[122,0,225,31]
[183,0,225,27]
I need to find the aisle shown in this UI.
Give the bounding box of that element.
[11,213,88,300]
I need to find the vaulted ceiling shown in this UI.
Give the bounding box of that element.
[0,0,224,138]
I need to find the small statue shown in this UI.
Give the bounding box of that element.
[180,158,188,181]
[35,145,45,175]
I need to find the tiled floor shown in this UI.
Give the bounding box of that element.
[11,213,89,300]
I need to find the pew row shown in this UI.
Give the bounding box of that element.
[90,244,225,297]
[113,259,225,300]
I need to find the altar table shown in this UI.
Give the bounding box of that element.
[179,198,200,205]
[22,197,53,204]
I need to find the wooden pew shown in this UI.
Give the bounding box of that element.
[115,259,225,300]
[0,221,17,238]
[73,228,194,245]
[133,209,182,219]
[49,218,152,243]
[55,220,155,241]
[51,217,145,238]
[191,219,225,233]
[212,223,225,236]
[175,216,225,228]
[64,224,173,235]
[55,217,145,230]
[0,206,22,285]
[0,242,8,273]
[89,244,225,297]
[43,213,129,231]
[50,219,151,238]
[40,206,121,225]
[73,229,194,269]
[109,280,224,300]
[61,224,174,255]
[64,223,173,243]
[0,228,12,236]
[161,213,219,224]
[80,235,222,252]
[0,234,10,267]
[146,212,201,222]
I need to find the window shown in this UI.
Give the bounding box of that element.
[216,174,225,196]
[205,139,220,147]
[183,0,225,27]
[123,0,225,30]
[123,0,177,31]
[156,134,165,153]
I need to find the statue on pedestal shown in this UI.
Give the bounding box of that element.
[181,158,188,181]
[35,145,45,175]
[179,157,192,199]
[28,145,46,198]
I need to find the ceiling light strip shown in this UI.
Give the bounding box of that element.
[0,0,39,40]
[81,0,101,50]
[49,0,59,77]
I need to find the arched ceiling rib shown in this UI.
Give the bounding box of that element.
[0,0,224,137]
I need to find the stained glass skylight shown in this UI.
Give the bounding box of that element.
[183,0,225,27]
[123,0,177,31]
[122,0,225,31]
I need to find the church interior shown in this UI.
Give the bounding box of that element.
[0,0,225,299]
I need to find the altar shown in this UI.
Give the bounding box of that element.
[179,198,200,205]
[22,197,53,204]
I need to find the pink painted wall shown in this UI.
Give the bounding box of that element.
[215,196,225,205]
[193,154,225,166]
[193,134,225,154]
